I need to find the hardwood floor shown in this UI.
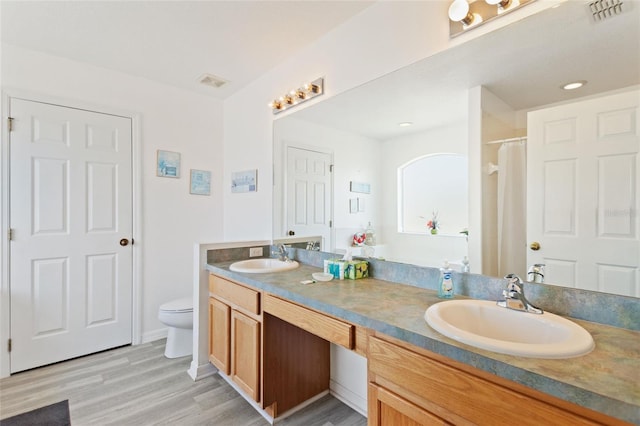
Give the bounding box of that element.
[0,339,367,425]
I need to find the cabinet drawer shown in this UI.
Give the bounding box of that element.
[264,294,354,350]
[209,275,260,315]
[368,336,602,425]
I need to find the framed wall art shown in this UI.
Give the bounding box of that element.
[231,169,257,193]
[157,150,181,178]
[350,181,370,194]
[190,169,211,195]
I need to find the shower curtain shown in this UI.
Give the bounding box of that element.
[497,141,527,278]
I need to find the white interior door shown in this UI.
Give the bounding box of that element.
[286,146,332,248]
[9,98,133,373]
[527,89,639,296]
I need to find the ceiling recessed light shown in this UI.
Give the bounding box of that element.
[562,80,587,90]
[398,122,413,127]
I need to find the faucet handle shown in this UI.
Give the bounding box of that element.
[504,273,524,293]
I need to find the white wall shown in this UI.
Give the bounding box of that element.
[273,116,382,253]
[380,123,469,268]
[479,87,521,277]
[1,44,225,344]
[222,1,453,243]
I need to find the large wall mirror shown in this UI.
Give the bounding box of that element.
[273,1,639,297]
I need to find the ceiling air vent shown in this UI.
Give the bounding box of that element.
[588,0,624,21]
[198,73,228,89]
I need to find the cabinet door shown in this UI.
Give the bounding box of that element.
[209,298,230,375]
[368,384,450,426]
[232,309,261,402]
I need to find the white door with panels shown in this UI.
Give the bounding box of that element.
[527,89,639,296]
[286,146,332,248]
[9,98,133,373]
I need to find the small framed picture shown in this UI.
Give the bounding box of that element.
[190,169,211,195]
[231,169,258,193]
[358,197,366,212]
[157,150,181,178]
[350,181,371,194]
[350,198,358,213]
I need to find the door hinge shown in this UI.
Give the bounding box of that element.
[329,220,333,228]
[8,339,12,353]
[8,228,13,241]
[8,117,14,132]
[329,164,334,172]
[131,238,134,246]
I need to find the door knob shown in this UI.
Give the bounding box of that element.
[288,230,295,236]
[120,238,130,247]
[529,241,541,251]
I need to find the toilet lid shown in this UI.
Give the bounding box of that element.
[160,297,193,313]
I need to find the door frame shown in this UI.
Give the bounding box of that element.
[0,89,143,378]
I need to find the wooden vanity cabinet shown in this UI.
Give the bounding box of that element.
[208,297,230,374]
[262,294,358,417]
[230,310,260,400]
[208,275,261,402]
[368,334,629,426]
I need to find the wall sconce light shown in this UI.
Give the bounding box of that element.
[449,0,533,38]
[269,78,324,114]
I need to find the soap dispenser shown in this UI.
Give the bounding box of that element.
[438,260,454,299]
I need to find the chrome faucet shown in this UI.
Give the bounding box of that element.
[273,244,290,262]
[497,274,543,314]
[527,263,545,283]
[305,240,320,251]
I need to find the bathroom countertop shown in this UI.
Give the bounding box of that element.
[206,261,640,424]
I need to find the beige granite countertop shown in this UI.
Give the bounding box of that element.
[207,262,640,424]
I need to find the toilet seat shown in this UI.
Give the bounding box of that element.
[159,298,193,313]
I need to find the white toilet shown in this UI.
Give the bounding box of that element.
[158,297,193,358]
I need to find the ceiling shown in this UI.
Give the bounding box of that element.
[1,1,374,99]
[288,0,640,140]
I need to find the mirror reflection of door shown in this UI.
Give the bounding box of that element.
[527,88,639,297]
[286,146,333,249]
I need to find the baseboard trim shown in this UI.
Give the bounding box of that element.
[141,328,168,344]
[329,379,367,417]
[188,360,217,381]
[217,372,274,424]
[274,390,330,424]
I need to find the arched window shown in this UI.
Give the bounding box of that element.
[398,153,468,235]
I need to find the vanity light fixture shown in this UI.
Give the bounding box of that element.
[448,0,533,38]
[398,122,413,127]
[562,80,587,90]
[269,78,324,114]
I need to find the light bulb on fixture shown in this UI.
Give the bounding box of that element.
[486,0,511,7]
[448,0,475,25]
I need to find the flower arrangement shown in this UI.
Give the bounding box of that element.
[426,210,439,234]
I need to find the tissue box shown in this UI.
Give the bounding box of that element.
[344,260,369,280]
[324,260,345,280]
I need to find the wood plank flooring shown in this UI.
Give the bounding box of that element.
[0,339,367,425]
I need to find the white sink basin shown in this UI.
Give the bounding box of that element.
[424,300,594,359]
[229,258,299,273]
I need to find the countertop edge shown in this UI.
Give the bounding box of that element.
[205,263,640,424]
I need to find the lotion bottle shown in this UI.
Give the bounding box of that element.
[438,260,454,299]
